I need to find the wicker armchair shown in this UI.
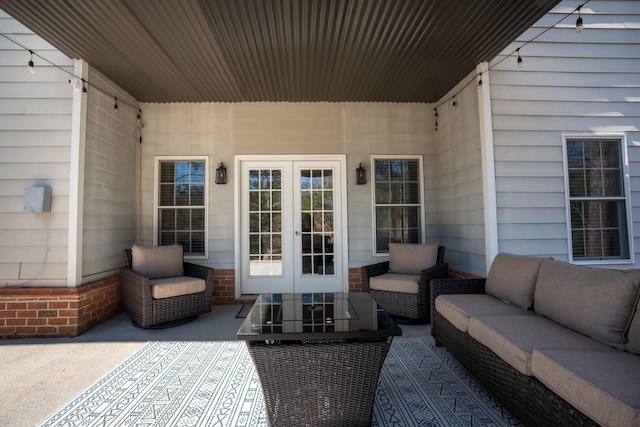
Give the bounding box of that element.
[120,245,214,328]
[361,244,447,323]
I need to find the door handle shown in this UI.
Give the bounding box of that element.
[295,231,300,236]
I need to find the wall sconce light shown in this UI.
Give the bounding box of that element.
[215,162,227,184]
[356,163,367,185]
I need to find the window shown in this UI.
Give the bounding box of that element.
[564,138,632,263]
[156,157,208,257]
[372,156,424,254]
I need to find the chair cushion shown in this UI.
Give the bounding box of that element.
[534,259,640,349]
[388,243,438,274]
[369,273,420,294]
[485,252,546,310]
[627,294,640,355]
[532,349,640,427]
[435,294,532,333]
[468,314,615,376]
[131,244,184,279]
[150,276,206,299]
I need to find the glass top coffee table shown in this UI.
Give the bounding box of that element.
[237,292,402,427]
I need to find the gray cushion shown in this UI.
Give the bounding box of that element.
[150,276,206,299]
[532,349,640,427]
[369,273,420,294]
[388,243,438,274]
[131,244,184,279]
[534,259,640,349]
[468,314,615,375]
[435,294,532,333]
[627,294,640,355]
[485,252,546,310]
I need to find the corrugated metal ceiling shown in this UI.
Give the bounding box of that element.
[0,0,562,103]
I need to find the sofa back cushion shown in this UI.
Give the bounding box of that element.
[626,294,640,355]
[132,244,184,279]
[388,243,438,274]
[485,252,545,310]
[534,259,640,349]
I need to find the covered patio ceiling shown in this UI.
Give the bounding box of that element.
[0,0,561,103]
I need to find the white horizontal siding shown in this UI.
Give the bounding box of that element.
[0,10,73,287]
[489,0,640,264]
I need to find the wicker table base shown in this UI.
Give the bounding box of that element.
[246,338,392,427]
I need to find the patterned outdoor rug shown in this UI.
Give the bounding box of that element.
[41,337,522,426]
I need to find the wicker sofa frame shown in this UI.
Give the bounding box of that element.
[120,249,214,328]
[430,278,599,427]
[361,245,447,323]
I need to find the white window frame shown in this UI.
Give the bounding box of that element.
[562,134,634,265]
[153,156,209,260]
[370,155,425,255]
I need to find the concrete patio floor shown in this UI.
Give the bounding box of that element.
[0,304,430,427]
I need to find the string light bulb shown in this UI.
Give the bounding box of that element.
[477,74,483,87]
[452,96,457,109]
[82,80,87,95]
[576,5,583,32]
[516,48,523,68]
[27,50,35,74]
[434,108,438,131]
[114,97,119,113]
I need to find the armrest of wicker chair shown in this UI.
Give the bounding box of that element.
[416,262,449,322]
[184,262,215,308]
[120,267,154,327]
[430,277,486,336]
[360,261,390,292]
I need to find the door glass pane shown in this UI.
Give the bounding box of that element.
[300,169,334,276]
[249,169,283,276]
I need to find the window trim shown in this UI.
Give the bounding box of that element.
[370,155,425,256]
[562,134,634,265]
[153,155,209,260]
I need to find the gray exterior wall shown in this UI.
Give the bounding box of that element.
[488,0,640,266]
[138,102,434,271]
[429,77,486,277]
[0,11,73,287]
[0,11,139,287]
[81,68,138,282]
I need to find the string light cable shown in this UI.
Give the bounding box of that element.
[433,1,590,113]
[0,32,140,114]
[2,1,590,118]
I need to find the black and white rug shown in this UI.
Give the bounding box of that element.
[41,338,521,426]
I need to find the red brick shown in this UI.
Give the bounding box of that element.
[37,310,58,318]
[7,303,27,310]
[16,310,37,318]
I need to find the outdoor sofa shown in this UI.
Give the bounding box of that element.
[430,253,640,427]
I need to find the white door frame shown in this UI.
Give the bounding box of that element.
[234,154,349,298]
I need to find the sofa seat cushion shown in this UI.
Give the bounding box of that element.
[534,259,640,349]
[468,314,615,375]
[150,276,206,299]
[132,244,184,279]
[485,252,546,310]
[388,243,438,274]
[369,273,420,294]
[435,294,532,333]
[532,349,640,427]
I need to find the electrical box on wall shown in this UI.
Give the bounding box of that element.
[24,187,52,212]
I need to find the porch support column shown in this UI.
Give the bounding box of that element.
[476,62,498,273]
[67,59,88,287]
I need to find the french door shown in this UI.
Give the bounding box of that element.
[238,156,346,294]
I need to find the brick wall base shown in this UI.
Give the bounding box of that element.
[0,275,121,339]
[214,269,236,304]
